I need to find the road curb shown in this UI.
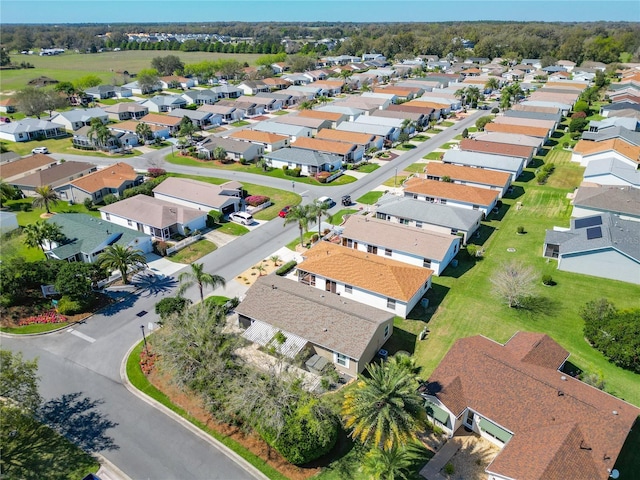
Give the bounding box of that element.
[95,453,133,480]
[119,340,269,480]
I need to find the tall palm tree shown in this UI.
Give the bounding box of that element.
[135,123,153,144]
[342,360,426,451]
[178,262,226,302]
[0,177,15,208]
[309,199,332,238]
[32,185,59,214]
[97,244,147,285]
[484,77,500,93]
[361,443,421,480]
[283,204,313,248]
[23,221,46,252]
[465,86,481,108]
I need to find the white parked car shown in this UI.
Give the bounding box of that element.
[228,211,254,225]
[31,146,49,154]
[317,196,334,207]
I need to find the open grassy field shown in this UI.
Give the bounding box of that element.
[400,150,640,407]
[1,51,262,94]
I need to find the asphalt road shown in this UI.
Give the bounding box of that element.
[3,109,486,478]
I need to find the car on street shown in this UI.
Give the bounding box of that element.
[317,196,334,207]
[278,206,290,218]
[32,146,49,154]
[341,195,352,206]
[228,211,254,225]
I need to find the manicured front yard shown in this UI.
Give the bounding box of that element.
[355,191,384,205]
[422,152,442,160]
[353,163,380,173]
[405,150,640,407]
[329,209,359,225]
[2,135,142,158]
[166,239,217,263]
[402,162,427,173]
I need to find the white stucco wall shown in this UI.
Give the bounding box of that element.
[559,249,640,285]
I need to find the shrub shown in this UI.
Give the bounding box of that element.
[461,128,469,138]
[444,463,455,475]
[207,210,223,227]
[56,295,85,315]
[284,166,302,177]
[571,111,587,119]
[102,193,118,205]
[154,241,169,257]
[516,226,525,234]
[542,274,554,285]
[491,107,500,114]
[536,171,549,184]
[139,348,157,375]
[245,195,270,207]
[276,260,297,276]
[467,244,478,258]
[147,168,166,178]
[569,117,588,133]
[311,234,319,242]
[155,296,191,320]
[316,171,331,183]
[21,203,31,212]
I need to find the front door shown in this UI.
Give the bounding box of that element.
[325,280,337,294]
[465,410,474,428]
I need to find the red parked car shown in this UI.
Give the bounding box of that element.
[278,206,291,218]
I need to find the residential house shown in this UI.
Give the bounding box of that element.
[334,96,390,113]
[0,151,20,163]
[237,95,282,112]
[424,163,512,197]
[152,177,242,215]
[270,62,289,75]
[484,122,551,141]
[572,185,640,222]
[459,138,534,166]
[73,125,137,151]
[337,121,399,143]
[297,109,347,128]
[10,161,97,198]
[103,102,149,122]
[316,105,365,122]
[228,130,289,153]
[44,213,152,263]
[503,109,563,129]
[210,85,242,99]
[582,158,640,188]
[256,91,297,108]
[403,177,499,217]
[0,153,58,182]
[140,95,187,113]
[374,194,483,244]
[262,77,291,91]
[586,120,640,137]
[0,98,17,114]
[270,115,332,135]
[473,132,545,154]
[139,113,182,135]
[339,215,461,276]
[67,162,143,204]
[492,116,557,132]
[282,74,312,86]
[0,118,66,142]
[373,86,422,101]
[167,108,215,128]
[264,147,342,176]
[109,120,167,141]
[511,104,561,116]
[237,80,270,95]
[196,137,262,162]
[442,149,526,183]
[84,85,116,100]
[50,108,109,132]
[100,194,206,241]
[236,276,394,377]
[315,129,384,152]
[386,103,436,122]
[422,331,640,480]
[217,99,262,117]
[571,138,640,169]
[543,213,640,284]
[158,75,195,90]
[519,100,572,116]
[181,90,219,106]
[122,80,162,95]
[296,242,432,318]
[251,122,313,142]
[291,137,363,164]
[197,104,243,123]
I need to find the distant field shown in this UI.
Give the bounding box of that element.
[1,51,262,94]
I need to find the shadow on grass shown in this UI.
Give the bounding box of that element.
[515,170,535,183]
[407,283,450,324]
[383,326,417,356]
[467,224,496,247]
[546,138,558,148]
[487,202,510,222]
[503,185,525,200]
[301,429,363,473]
[529,157,544,168]
[440,254,477,279]
[518,295,562,319]
[550,130,564,139]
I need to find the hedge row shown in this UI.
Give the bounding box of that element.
[276,260,297,276]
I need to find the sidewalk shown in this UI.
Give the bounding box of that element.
[419,435,475,480]
[95,454,132,480]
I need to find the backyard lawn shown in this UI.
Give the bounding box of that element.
[401,150,640,407]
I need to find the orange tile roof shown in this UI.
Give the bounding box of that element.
[316,129,376,145]
[404,177,499,206]
[292,137,355,155]
[110,120,165,133]
[0,98,16,107]
[140,113,181,127]
[460,138,534,158]
[309,80,345,89]
[545,81,587,90]
[573,138,640,164]
[373,86,419,96]
[0,154,57,180]
[485,122,550,138]
[425,163,511,187]
[298,242,432,302]
[160,75,190,83]
[229,130,288,144]
[297,110,345,122]
[262,77,291,86]
[70,162,140,193]
[405,100,450,109]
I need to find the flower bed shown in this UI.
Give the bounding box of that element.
[245,195,271,207]
[139,348,158,376]
[18,310,67,327]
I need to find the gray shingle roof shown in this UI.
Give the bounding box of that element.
[443,150,524,173]
[504,110,562,124]
[375,194,482,231]
[264,147,342,167]
[235,275,393,360]
[583,158,640,187]
[581,126,640,146]
[99,194,205,228]
[573,185,640,217]
[545,213,640,261]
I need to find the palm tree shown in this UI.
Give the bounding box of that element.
[178,116,197,142]
[97,244,147,285]
[0,177,15,208]
[465,86,481,108]
[484,77,500,93]
[23,221,46,252]
[342,360,426,451]
[361,444,421,480]
[40,221,64,250]
[135,123,153,144]
[283,204,313,248]
[87,117,112,150]
[270,255,281,267]
[178,262,226,302]
[32,185,59,214]
[309,199,332,238]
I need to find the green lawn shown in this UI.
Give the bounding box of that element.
[354,163,380,173]
[356,191,384,205]
[395,143,417,151]
[231,120,251,127]
[438,143,455,150]
[382,176,408,187]
[98,98,134,105]
[166,239,217,263]
[271,110,289,115]
[2,135,142,158]
[286,231,316,251]
[3,198,99,226]
[0,322,70,334]
[411,135,430,142]
[402,163,427,173]
[329,209,358,225]
[125,341,288,480]
[215,221,250,236]
[440,121,455,127]
[406,150,640,406]
[422,152,442,161]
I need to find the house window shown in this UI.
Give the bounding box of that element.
[413,194,418,199]
[346,239,354,248]
[423,258,432,268]
[399,218,409,225]
[345,285,353,294]
[384,324,390,337]
[384,248,392,257]
[451,229,458,235]
[367,245,378,254]
[473,205,480,210]
[127,220,133,227]
[440,199,447,205]
[334,352,349,368]
[105,213,110,221]
[415,222,423,228]
[387,298,396,310]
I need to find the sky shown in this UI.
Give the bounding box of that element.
[1,0,639,24]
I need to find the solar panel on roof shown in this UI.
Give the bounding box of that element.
[586,226,603,240]
[575,216,602,229]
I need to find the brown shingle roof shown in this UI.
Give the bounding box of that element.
[70,162,139,193]
[404,177,499,207]
[298,242,432,302]
[484,122,550,138]
[316,129,376,145]
[386,104,435,115]
[292,137,355,155]
[110,120,165,133]
[297,110,345,122]
[460,138,533,158]
[11,161,96,188]
[0,154,57,181]
[427,333,640,480]
[574,138,640,164]
[424,163,511,188]
[229,130,288,144]
[140,113,181,127]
